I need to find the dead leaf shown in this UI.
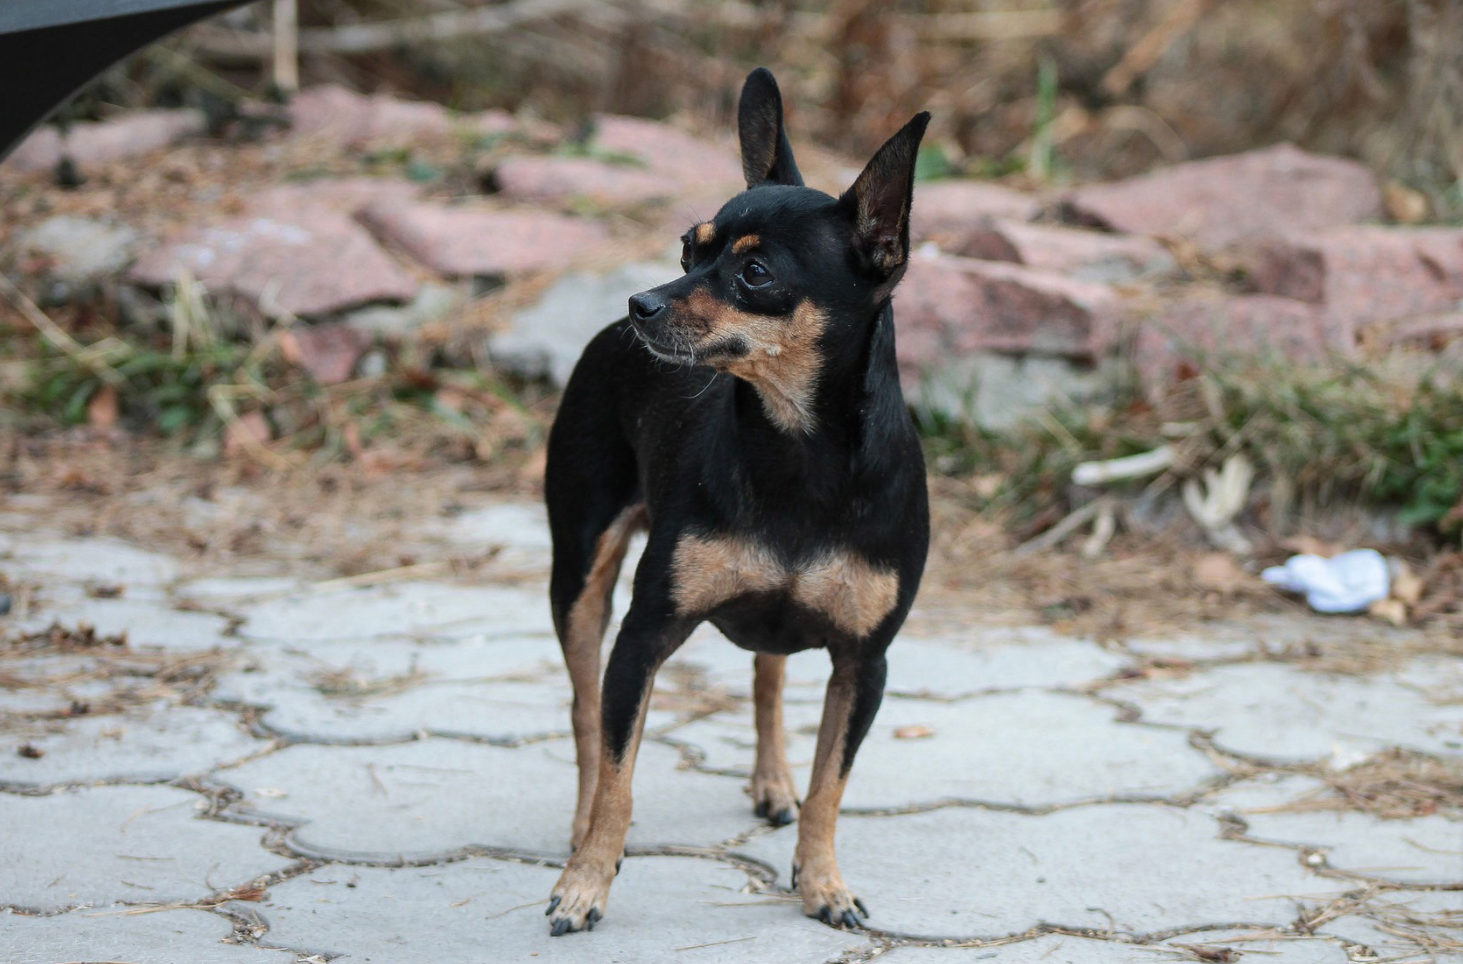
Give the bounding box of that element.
[1391,560,1424,606]
[224,411,271,458]
[17,743,43,759]
[1281,536,1343,558]
[1369,597,1408,627]
[1193,552,1246,593]
[87,384,119,430]
[1384,181,1429,224]
[894,724,935,740]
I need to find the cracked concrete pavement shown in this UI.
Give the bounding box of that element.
[1,496,1460,963]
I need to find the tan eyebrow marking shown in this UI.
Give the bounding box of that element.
[733,234,760,254]
[694,222,716,245]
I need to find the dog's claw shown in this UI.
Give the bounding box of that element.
[550,918,571,937]
[587,908,601,930]
[789,862,799,889]
[854,897,869,918]
[545,895,561,916]
[840,909,862,929]
[769,806,795,827]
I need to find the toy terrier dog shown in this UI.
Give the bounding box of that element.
[543,67,930,935]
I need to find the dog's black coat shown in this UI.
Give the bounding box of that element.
[542,66,930,935]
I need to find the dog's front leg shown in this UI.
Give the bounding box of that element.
[794,646,886,928]
[548,605,691,936]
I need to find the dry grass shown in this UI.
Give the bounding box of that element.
[0,621,234,720]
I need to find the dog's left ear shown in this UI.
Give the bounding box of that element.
[739,67,804,188]
[841,112,931,280]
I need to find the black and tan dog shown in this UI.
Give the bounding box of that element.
[542,67,930,936]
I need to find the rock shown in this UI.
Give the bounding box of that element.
[5,109,206,175]
[247,177,421,218]
[910,180,1043,246]
[360,200,608,279]
[1061,143,1384,250]
[940,218,1176,283]
[1135,293,1338,389]
[281,323,370,384]
[1248,226,1463,340]
[130,211,419,318]
[896,251,1124,364]
[287,85,455,148]
[491,260,679,385]
[913,353,1121,431]
[489,155,672,208]
[1377,310,1463,350]
[346,282,467,340]
[590,114,743,187]
[18,216,139,289]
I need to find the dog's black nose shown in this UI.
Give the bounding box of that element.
[629,292,667,322]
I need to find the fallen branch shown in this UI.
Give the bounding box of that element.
[191,0,606,57]
[1072,445,1176,486]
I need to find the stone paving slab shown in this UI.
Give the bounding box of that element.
[234,581,550,643]
[3,498,1460,961]
[1103,661,1463,762]
[671,690,1220,810]
[734,804,1352,939]
[2,535,182,586]
[1242,810,1463,885]
[0,785,291,911]
[10,595,235,651]
[0,702,263,787]
[221,738,757,861]
[253,857,869,964]
[0,906,291,964]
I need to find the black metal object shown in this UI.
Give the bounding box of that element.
[0,0,247,163]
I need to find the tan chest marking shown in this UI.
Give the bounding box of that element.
[670,534,899,637]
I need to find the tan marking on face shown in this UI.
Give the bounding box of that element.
[733,234,760,254]
[675,292,826,434]
[561,503,647,848]
[670,533,898,636]
[694,221,716,245]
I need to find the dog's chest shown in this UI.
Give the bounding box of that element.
[669,533,897,637]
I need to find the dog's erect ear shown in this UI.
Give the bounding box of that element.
[738,67,804,189]
[840,112,930,279]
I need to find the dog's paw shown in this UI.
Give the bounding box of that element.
[793,859,869,930]
[750,769,800,827]
[546,858,615,936]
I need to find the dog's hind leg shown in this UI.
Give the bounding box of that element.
[551,502,643,849]
[751,654,800,826]
[546,369,643,850]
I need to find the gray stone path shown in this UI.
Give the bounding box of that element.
[0,499,1459,963]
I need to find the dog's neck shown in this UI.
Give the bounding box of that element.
[725,300,905,493]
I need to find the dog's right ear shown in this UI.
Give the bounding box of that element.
[738,67,804,189]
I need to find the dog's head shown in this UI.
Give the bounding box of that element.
[627,68,929,434]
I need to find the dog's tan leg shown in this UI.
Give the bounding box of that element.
[794,654,881,928]
[547,688,650,935]
[751,653,800,825]
[548,605,691,935]
[560,505,643,849]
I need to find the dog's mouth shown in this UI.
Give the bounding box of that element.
[630,323,700,365]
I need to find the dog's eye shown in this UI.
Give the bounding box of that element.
[680,243,693,273]
[739,261,773,288]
